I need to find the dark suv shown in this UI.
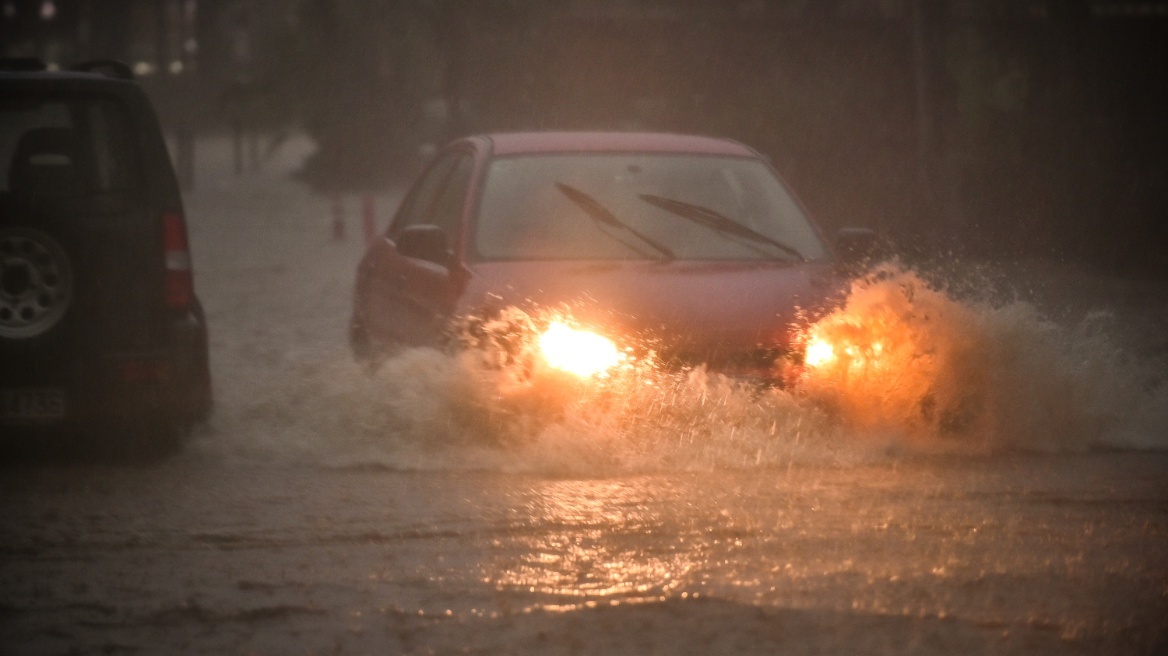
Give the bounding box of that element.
[0,60,210,455]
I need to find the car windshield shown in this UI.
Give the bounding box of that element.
[0,96,139,199]
[473,153,827,262]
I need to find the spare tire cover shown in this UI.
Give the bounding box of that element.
[0,225,74,339]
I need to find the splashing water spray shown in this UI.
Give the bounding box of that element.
[243,264,1167,473]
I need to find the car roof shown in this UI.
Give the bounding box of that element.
[481,132,759,157]
[1,70,108,81]
[0,70,142,98]
[2,58,143,90]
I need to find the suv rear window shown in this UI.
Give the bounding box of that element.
[0,97,140,198]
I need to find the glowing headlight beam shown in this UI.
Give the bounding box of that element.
[804,337,835,368]
[803,330,887,371]
[538,321,624,377]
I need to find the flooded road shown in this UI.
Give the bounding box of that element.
[1,138,1165,654]
[2,456,1165,654]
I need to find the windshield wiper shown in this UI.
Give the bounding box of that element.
[555,182,675,261]
[638,193,805,261]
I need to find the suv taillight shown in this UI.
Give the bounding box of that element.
[163,211,194,311]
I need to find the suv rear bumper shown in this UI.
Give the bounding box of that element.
[1,309,211,433]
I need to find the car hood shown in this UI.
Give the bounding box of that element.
[456,259,845,358]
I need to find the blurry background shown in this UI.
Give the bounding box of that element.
[3,0,1166,275]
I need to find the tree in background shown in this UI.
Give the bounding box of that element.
[251,0,435,191]
[259,0,536,192]
[10,0,1156,272]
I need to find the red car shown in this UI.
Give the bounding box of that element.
[351,132,873,381]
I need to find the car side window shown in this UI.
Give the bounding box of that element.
[389,154,457,238]
[389,151,471,239]
[428,154,473,236]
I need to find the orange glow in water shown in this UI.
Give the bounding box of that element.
[802,324,888,373]
[538,321,624,378]
[794,269,993,439]
[804,338,836,368]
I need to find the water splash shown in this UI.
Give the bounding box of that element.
[199,264,1168,472]
[795,265,1167,452]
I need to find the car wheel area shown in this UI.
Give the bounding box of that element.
[0,225,74,340]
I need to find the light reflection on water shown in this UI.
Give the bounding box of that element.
[451,459,1165,643]
[3,457,1161,654]
[481,470,964,616]
[492,479,695,607]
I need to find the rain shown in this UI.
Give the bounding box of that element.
[2,2,1167,654]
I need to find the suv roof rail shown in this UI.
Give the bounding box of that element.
[71,60,135,80]
[0,58,48,72]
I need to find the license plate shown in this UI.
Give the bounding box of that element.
[0,388,67,423]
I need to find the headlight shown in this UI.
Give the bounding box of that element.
[537,321,625,378]
[802,328,885,372]
[803,336,836,368]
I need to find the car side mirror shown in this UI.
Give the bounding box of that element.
[834,227,885,269]
[396,224,451,266]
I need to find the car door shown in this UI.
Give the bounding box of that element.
[360,149,474,347]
